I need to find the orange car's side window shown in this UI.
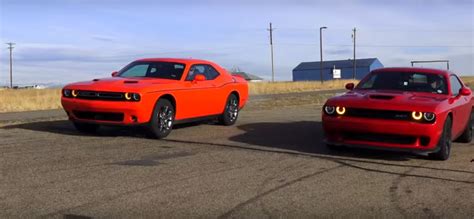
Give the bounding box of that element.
[186,64,220,81]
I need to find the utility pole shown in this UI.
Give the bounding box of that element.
[6,42,15,88]
[267,22,275,82]
[352,28,356,79]
[319,26,327,84]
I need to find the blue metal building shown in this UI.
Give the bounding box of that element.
[292,58,383,81]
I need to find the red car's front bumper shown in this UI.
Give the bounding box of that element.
[61,97,154,125]
[322,114,444,152]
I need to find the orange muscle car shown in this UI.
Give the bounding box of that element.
[61,58,249,139]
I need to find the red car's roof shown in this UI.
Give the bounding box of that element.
[135,58,214,64]
[373,67,451,76]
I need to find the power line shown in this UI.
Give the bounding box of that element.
[6,42,15,88]
[273,43,473,48]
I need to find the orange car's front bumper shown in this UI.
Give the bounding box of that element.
[61,97,154,125]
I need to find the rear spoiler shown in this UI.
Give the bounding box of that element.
[231,74,246,79]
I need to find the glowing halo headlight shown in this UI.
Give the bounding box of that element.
[412,111,423,120]
[336,106,346,115]
[324,106,336,115]
[63,89,72,97]
[423,112,436,122]
[71,90,78,97]
[132,93,141,101]
[124,92,132,100]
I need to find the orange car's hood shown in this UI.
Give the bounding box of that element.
[63,77,179,93]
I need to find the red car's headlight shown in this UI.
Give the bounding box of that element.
[412,111,436,123]
[336,106,346,115]
[63,89,72,97]
[324,106,336,115]
[324,106,346,116]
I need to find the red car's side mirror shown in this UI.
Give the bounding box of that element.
[193,74,206,82]
[345,83,355,90]
[460,87,471,96]
[111,71,119,77]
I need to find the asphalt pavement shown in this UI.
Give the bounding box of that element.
[0,93,473,218]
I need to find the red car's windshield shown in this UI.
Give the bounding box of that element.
[357,71,448,94]
[118,61,186,80]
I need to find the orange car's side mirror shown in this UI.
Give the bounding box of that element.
[345,83,355,90]
[193,74,206,82]
[460,87,471,96]
[111,71,119,77]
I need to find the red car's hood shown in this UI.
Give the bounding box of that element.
[326,89,449,112]
[63,77,178,93]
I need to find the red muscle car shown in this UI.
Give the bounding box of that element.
[61,58,248,139]
[322,67,473,160]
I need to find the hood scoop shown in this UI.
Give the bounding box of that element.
[123,80,139,84]
[369,95,395,100]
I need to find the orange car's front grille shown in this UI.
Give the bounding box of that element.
[75,91,125,101]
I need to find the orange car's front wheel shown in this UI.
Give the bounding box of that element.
[147,99,175,139]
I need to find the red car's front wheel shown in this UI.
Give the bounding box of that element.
[456,111,473,143]
[429,116,452,161]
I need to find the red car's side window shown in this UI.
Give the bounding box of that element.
[449,75,463,96]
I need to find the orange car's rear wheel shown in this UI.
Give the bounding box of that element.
[147,99,175,139]
[219,93,239,126]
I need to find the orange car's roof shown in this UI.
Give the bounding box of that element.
[135,58,214,65]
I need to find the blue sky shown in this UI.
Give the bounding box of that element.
[0,0,473,85]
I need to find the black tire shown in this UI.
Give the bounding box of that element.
[147,99,175,139]
[219,93,239,126]
[73,122,99,134]
[429,116,452,161]
[455,111,473,143]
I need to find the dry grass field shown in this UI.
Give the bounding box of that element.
[1,77,473,113]
[461,76,474,87]
[0,88,62,113]
[0,81,353,113]
[248,79,357,95]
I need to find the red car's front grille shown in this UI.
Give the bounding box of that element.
[343,132,417,145]
[346,108,411,121]
[73,111,124,122]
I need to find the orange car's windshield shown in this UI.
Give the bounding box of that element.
[357,72,448,94]
[118,61,186,80]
